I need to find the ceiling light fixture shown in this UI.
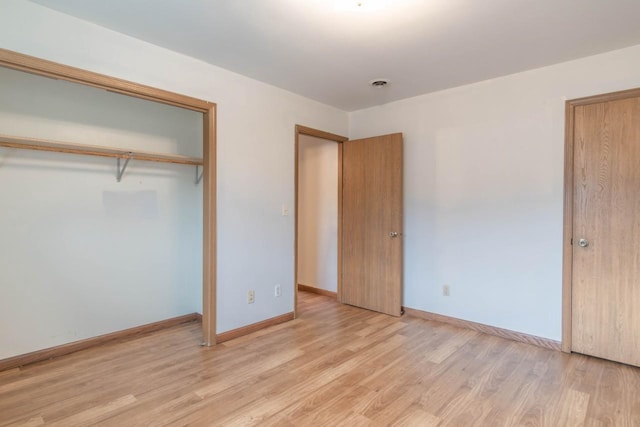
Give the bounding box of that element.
[334,0,389,12]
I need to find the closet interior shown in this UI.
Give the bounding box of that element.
[0,55,215,364]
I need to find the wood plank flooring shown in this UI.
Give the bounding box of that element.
[1,292,639,426]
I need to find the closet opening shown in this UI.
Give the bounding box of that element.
[0,49,216,370]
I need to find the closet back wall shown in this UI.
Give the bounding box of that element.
[0,67,203,360]
[297,135,338,293]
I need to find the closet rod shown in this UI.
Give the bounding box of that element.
[0,134,203,166]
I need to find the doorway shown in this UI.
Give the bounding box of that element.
[297,134,339,298]
[563,88,640,367]
[294,126,404,318]
[294,125,347,317]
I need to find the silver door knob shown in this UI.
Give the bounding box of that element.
[389,231,399,238]
[578,238,589,248]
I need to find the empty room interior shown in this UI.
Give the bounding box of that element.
[1,0,640,425]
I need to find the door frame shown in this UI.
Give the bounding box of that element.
[0,48,218,346]
[294,125,348,318]
[562,86,640,353]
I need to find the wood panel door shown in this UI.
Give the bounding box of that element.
[341,133,403,316]
[571,96,640,367]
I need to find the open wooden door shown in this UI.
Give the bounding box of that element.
[340,133,403,316]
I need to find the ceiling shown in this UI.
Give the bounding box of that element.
[31,0,640,111]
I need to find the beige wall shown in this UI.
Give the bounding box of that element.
[297,135,338,292]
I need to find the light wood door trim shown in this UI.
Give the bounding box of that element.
[337,142,344,303]
[562,100,575,353]
[0,48,217,346]
[562,86,640,354]
[296,125,348,143]
[0,48,210,112]
[294,125,347,318]
[202,108,217,346]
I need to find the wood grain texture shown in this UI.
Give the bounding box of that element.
[216,312,294,343]
[0,49,211,112]
[202,106,217,346]
[0,314,200,372]
[562,100,576,353]
[403,307,561,351]
[342,133,403,316]
[567,86,640,107]
[298,283,338,298]
[563,87,640,355]
[571,97,640,367]
[295,125,348,143]
[0,134,203,165]
[1,292,638,426]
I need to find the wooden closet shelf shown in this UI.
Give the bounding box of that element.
[0,134,203,166]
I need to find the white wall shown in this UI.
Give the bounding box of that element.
[0,0,348,345]
[8,0,639,349]
[0,67,203,359]
[350,44,640,341]
[297,135,338,293]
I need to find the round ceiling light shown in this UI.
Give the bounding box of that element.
[369,78,390,87]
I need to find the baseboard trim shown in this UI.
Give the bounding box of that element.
[0,313,201,372]
[297,284,338,298]
[403,307,561,351]
[216,312,294,343]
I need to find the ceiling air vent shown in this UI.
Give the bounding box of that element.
[369,78,390,87]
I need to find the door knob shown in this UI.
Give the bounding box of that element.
[578,238,589,248]
[389,231,399,238]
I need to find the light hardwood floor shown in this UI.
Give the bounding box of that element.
[1,292,639,426]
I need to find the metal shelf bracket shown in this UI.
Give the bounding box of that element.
[195,165,204,185]
[117,153,133,182]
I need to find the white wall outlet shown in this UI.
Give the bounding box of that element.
[275,284,282,297]
[442,285,450,296]
[281,204,289,216]
[247,290,255,304]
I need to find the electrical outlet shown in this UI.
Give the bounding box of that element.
[281,204,289,216]
[442,285,450,296]
[247,290,255,304]
[275,284,282,297]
